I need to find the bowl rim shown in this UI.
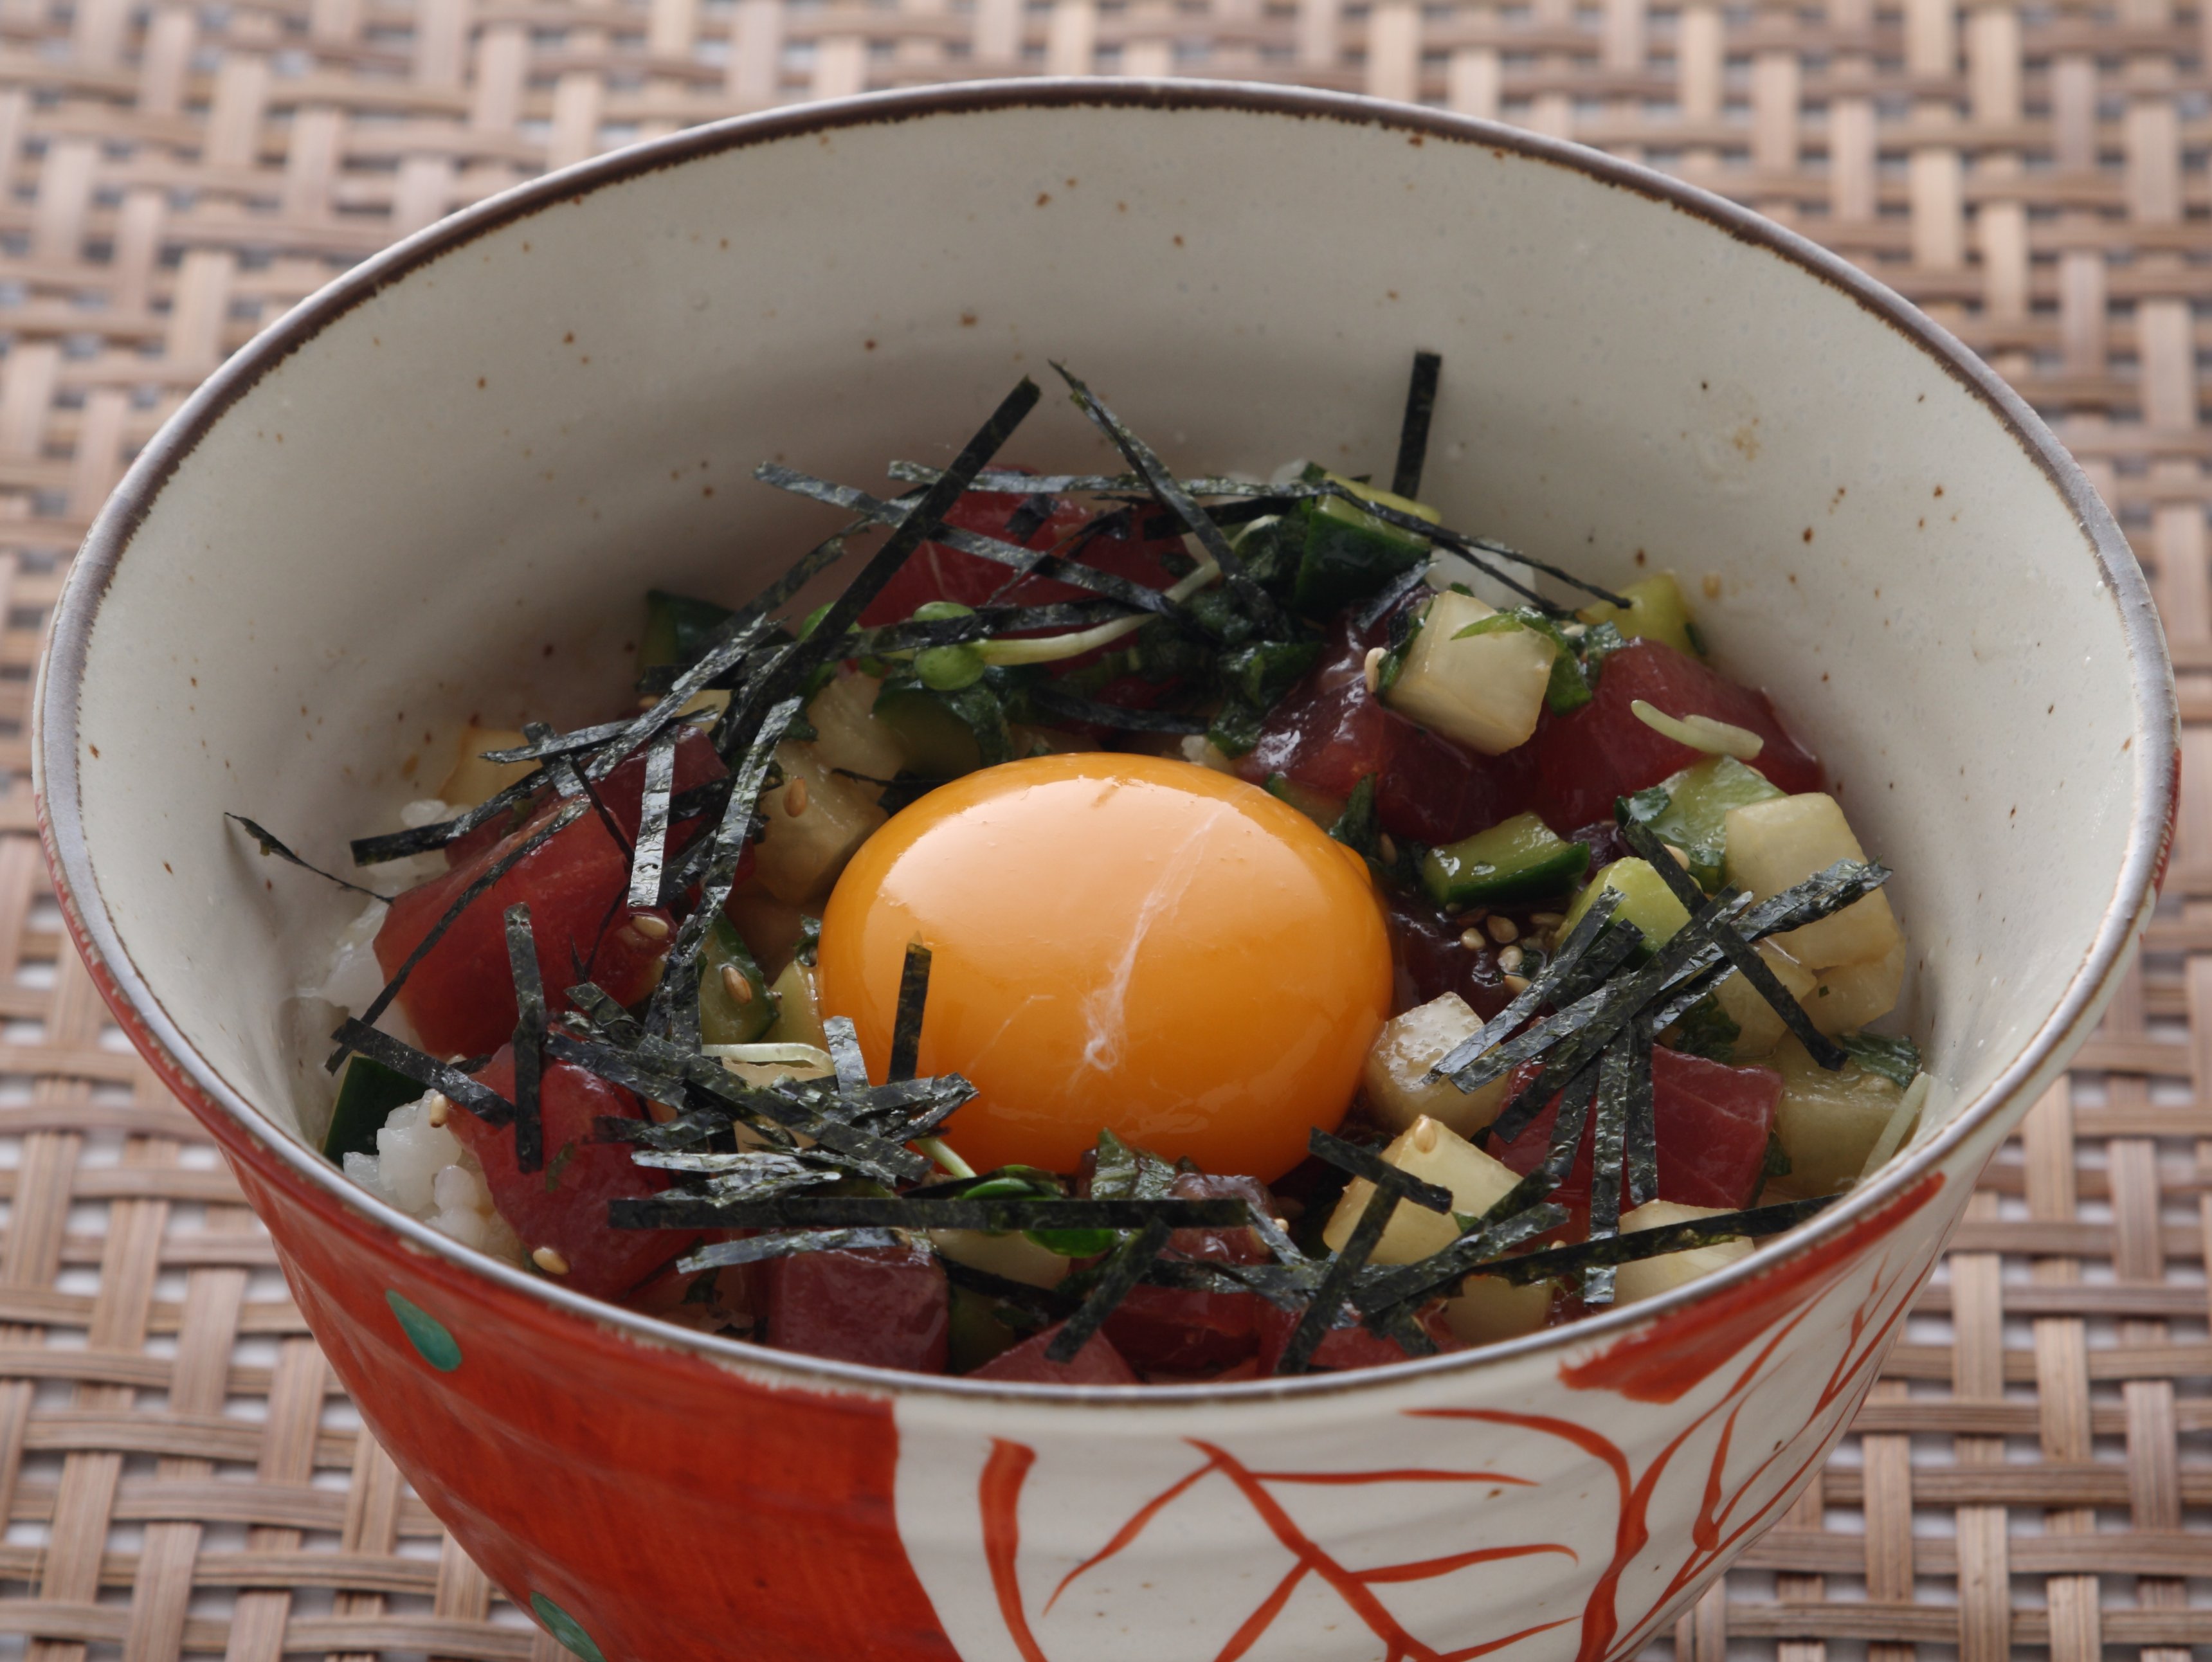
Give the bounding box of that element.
[34,76,2179,1407]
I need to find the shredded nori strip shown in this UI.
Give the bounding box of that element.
[608,1195,1253,1231]
[479,714,700,766]
[1622,1025,1658,1207]
[1473,1195,1837,1284]
[1307,1128,1455,1215]
[1391,350,1442,500]
[328,1018,515,1126]
[594,1108,741,1152]
[626,728,678,911]
[1022,685,1209,735]
[543,1032,687,1111]
[1277,1176,1402,1375]
[1491,1060,1600,1217]
[888,943,932,1083]
[327,798,587,1072]
[1354,1200,1568,1316]
[348,765,547,867]
[1352,563,1433,635]
[1582,1035,1635,1308]
[1617,817,1848,1070]
[823,1014,871,1094]
[1427,888,1626,1083]
[680,1228,907,1274]
[564,981,643,1047]
[1003,491,1060,545]
[1053,362,1291,640]
[226,815,390,900]
[586,616,776,785]
[939,1256,1080,1319]
[502,903,547,1172]
[851,601,1132,655]
[887,463,1283,498]
[1046,1215,1173,1364]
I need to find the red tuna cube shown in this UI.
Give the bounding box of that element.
[970,1323,1139,1384]
[763,1242,950,1373]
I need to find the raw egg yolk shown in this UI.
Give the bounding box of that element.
[817,752,1392,1183]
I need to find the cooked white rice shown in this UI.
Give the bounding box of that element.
[343,1093,527,1266]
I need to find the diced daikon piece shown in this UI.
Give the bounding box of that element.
[1711,943,1819,1057]
[1722,793,1902,968]
[930,1229,1072,1288]
[1361,993,1508,1138]
[1442,1274,1552,1346]
[439,725,530,808]
[1382,590,1557,756]
[1770,1036,1907,1196]
[1612,1200,1755,1305]
[754,743,887,904]
[806,672,907,799]
[1805,940,1905,1036]
[763,958,827,1050]
[1321,1115,1521,1265]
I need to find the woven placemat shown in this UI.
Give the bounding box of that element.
[1,3,2207,1657]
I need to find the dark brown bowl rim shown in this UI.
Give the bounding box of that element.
[34,77,2180,1405]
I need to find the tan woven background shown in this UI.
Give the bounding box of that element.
[0,0,2208,1655]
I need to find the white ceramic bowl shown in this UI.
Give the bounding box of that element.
[37,82,2175,1662]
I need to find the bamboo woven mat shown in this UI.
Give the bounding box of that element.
[0,1,2208,1657]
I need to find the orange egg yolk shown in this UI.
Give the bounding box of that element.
[817,752,1392,1183]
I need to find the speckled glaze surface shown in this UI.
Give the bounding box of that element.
[33,82,2175,1662]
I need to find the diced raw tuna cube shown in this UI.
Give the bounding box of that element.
[763,1242,950,1373]
[971,1323,1139,1384]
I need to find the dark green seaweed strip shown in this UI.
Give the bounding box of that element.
[1391,350,1443,501]
[1622,1025,1658,1207]
[822,1013,871,1094]
[887,462,1282,498]
[1582,1036,1635,1308]
[624,728,679,912]
[725,525,861,631]
[1617,817,1849,1070]
[939,1255,1080,1318]
[329,1018,515,1126]
[608,1195,1254,1230]
[226,815,390,900]
[630,1147,828,1181]
[1305,1128,1455,1215]
[502,903,546,1173]
[849,601,1131,655]
[1473,1195,1838,1285]
[1483,1056,1601,1217]
[1353,1200,1568,1315]
[1053,363,1292,640]
[349,765,548,867]
[1742,860,1891,941]
[594,1108,736,1152]
[680,1228,907,1274]
[667,1051,927,1182]
[1046,1216,1172,1364]
[479,714,712,766]
[582,615,776,785]
[563,982,644,1047]
[646,694,802,1034]
[1276,1180,1402,1375]
[543,1031,686,1111]
[1003,491,1059,544]
[756,462,1179,622]
[782,1074,975,1124]
[1022,686,1208,736]
[1426,889,1625,1084]
[1319,483,1630,609]
[888,943,932,1084]
[327,799,587,1072]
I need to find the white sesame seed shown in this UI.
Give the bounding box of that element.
[1485,916,1519,944]
[531,1246,570,1276]
[1459,928,1485,952]
[425,1092,449,1128]
[1529,912,1564,928]
[1362,646,1386,695]
[1377,833,1399,863]
[785,777,810,817]
[1502,972,1532,994]
[630,913,671,941]
[721,963,755,1005]
[1664,844,1691,870]
[1498,944,1525,973]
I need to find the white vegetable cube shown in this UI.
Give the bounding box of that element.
[1805,941,1905,1036]
[1770,1036,1908,1196]
[754,743,888,905]
[1361,993,1509,1138]
[806,672,907,799]
[1322,1115,1521,1265]
[439,725,531,808]
[1710,943,1818,1058]
[764,959,827,1049]
[1382,590,1556,756]
[1723,793,1902,968]
[1612,1200,1755,1306]
[1442,1274,1552,1346]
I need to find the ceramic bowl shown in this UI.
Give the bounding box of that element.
[36,80,2175,1662]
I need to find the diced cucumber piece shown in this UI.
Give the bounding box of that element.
[1559,857,1692,951]
[805,673,906,798]
[1289,471,1438,613]
[1321,1115,1520,1265]
[753,743,887,905]
[947,1285,1028,1373]
[1612,1200,1755,1305]
[1577,572,1701,658]
[872,678,1015,779]
[323,1055,423,1162]
[1382,590,1557,755]
[699,915,777,1045]
[1421,811,1588,908]
[639,588,736,674]
[1361,992,1508,1139]
[1723,793,1902,970]
[1621,755,1784,891]
[1806,941,1905,1035]
[1264,772,1347,828]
